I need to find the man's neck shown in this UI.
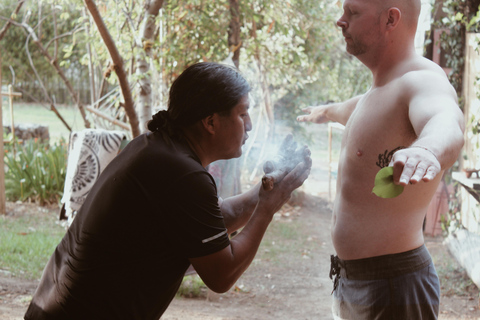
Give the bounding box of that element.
[367,45,417,88]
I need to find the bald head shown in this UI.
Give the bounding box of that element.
[377,0,421,30]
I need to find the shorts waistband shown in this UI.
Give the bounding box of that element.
[332,245,432,280]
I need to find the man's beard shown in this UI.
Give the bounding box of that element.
[347,44,367,56]
[345,36,368,56]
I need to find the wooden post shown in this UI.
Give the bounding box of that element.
[327,122,345,202]
[8,85,15,144]
[0,48,7,214]
[328,123,332,201]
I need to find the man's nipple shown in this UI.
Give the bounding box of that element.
[356,149,363,157]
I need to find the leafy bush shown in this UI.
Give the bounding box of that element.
[176,275,207,298]
[4,138,68,205]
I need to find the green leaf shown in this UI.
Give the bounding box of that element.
[372,167,404,199]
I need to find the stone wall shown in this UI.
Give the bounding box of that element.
[3,123,50,141]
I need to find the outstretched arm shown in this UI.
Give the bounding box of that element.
[296,95,362,126]
[391,71,465,186]
[220,135,310,233]
[190,160,311,293]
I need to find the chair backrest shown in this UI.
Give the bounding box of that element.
[59,129,127,226]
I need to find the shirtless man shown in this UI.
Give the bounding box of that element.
[297,0,465,318]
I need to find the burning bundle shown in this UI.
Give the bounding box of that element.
[262,134,311,191]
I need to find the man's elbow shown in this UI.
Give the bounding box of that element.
[455,127,465,155]
[198,266,239,294]
[445,129,465,169]
[204,278,235,294]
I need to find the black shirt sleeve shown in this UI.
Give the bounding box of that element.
[164,170,230,258]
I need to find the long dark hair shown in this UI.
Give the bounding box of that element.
[148,62,250,136]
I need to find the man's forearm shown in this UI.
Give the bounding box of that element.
[190,202,274,293]
[412,113,465,169]
[328,95,362,125]
[220,183,261,233]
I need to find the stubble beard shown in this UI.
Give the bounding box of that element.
[344,17,382,57]
[345,36,368,57]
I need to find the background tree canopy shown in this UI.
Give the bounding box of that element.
[0,0,371,138]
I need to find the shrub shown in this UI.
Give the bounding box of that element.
[176,275,207,298]
[4,138,68,205]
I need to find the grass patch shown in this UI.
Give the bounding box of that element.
[2,101,83,142]
[0,211,65,280]
[270,220,299,240]
[256,218,304,264]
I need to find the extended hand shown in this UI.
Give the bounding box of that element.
[390,147,441,186]
[259,160,312,214]
[262,134,311,190]
[297,105,328,124]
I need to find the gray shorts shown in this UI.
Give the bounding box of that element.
[330,245,440,320]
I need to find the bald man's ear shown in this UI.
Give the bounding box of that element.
[386,7,401,30]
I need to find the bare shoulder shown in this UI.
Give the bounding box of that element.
[397,57,462,123]
[400,57,456,97]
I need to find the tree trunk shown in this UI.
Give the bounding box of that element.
[136,0,164,133]
[0,48,6,215]
[84,0,140,137]
[252,16,274,139]
[83,8,96,108]
[210,0,244,198]
[228,0,241,68]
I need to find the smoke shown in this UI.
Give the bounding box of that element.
[242,131,309,183]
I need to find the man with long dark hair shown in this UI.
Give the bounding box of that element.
[25,62,311,319]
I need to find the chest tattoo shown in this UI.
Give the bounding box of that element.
[376,146,405,168]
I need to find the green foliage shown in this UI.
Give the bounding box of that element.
[161,1,231,75]
[4,138,68,205]
[0,0,88,103]
[436,0,480,93]
[442,179,464,235]
[239,0,370,130]
[176,275,208,298]
[1,0,371,132]
[435,1,480,235]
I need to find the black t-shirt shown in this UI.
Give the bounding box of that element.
[25,132,230,320]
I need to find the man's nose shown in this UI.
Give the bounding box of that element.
[337,18,347,29]
[245,116,253,132]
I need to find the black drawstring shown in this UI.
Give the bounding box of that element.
[329,255,341,294]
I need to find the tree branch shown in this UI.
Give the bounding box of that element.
[22,21,91,128]
[84,0,140,137]
[0,0,25,42]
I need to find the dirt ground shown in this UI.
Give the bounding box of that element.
[0,191,479,320]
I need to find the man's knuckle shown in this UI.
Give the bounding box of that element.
[404,162,416,169]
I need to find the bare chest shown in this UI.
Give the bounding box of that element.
[342,87,416,164]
